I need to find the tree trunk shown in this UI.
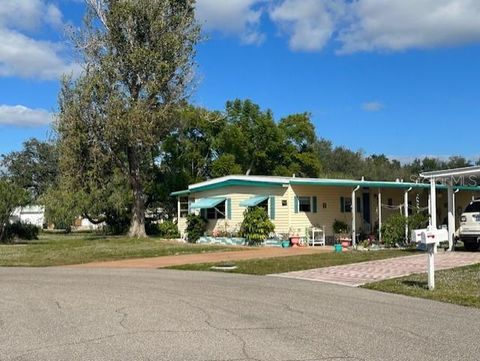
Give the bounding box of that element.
[127,146,147,238]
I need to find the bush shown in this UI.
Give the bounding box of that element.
[240,207,275,245]
[382,212,430,247]
[147,220,180,239]
[332,219,349,234]
[186,214,207,243]
[2,222,39,243]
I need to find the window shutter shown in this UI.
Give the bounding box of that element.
[340,196,345,213]
[269,196,275,220]
[312,196,317,213]
[227,198,232,220]
[294,196,299,213]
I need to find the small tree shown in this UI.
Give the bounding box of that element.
[185,214,206,243]
[240,207,275,245]
[0,180,29,241]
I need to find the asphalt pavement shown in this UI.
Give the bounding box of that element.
[0,267,478,360]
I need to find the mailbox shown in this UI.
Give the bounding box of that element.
[412,227,448,245]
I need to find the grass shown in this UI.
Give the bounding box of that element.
[169,249,416,275]
[0,232,240,267]
[363,263,480,308]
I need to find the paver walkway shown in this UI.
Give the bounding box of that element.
[68,246,333,269]
[272,251,480,287]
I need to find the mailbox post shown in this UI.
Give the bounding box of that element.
[412,227,448,290]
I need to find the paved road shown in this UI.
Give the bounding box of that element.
[274,252,480,286]
[0,268,479,361]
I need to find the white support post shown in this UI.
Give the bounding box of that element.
[430,178,437,229]
[447,184,455,251]
[378,189,382,243]
[351,186,360,247]
[404,188,411,243]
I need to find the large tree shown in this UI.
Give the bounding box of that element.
[0,138,58,200]
[57,0,200,237]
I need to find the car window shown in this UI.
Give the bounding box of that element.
[464,202,480,213]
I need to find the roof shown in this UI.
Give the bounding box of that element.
[171,174,480,196]
[421,165,480,179]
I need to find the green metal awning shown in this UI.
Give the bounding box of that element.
[239,195,269,207]
[190,197,226,209]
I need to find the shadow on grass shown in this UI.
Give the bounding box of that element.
[401,280,428,290]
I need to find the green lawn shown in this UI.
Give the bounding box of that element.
[0,232,239,267]
[363,263,480,308]
[169,249,416,275]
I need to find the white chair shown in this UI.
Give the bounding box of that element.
[309,226,326,246]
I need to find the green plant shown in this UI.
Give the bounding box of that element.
[0,181,29,241]
[332,219,349,234]
[157,221,180,239]
[2,222,39,243]
[382,214,407,247]
[186,214,207,243]
[240,207,275,245]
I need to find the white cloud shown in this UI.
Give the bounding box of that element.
[268,0,480,53]
[270,0,345,51]
[362,101,384,112]
[0,0,79,80]
[196,0,266,44]
[338,0,480,54]
[0,105,53,126]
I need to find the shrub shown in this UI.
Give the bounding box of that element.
[0,181,29,241]
[240,207,275,245]
[2,222,39,243]
[382,212,429,247]
[186,214,207,243]
[157,220,180,239]
[382,214,406,247]
[332,219,349,234]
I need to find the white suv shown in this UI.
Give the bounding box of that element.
[459,199,480,251]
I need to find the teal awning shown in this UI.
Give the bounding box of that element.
[239,195,269,207]
[190,197,226,209]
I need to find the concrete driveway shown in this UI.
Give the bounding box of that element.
[273,251,480,286]
[1,268,479,361]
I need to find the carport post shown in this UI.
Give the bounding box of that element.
[447,184,455,251]
[404,188,412,242]
[351,186,360,247]
[378,189,382,243]
[430,178,437,229]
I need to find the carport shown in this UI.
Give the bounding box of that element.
[420,165,480,251]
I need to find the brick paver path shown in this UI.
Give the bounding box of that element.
[272,252,480,287]
[68,246,333,269]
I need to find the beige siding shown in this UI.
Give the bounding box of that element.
[175,183,479,240]
[178,185,289,235]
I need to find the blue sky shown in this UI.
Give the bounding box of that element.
[1,0,480,163]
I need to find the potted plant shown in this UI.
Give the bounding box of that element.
[332,219,350,247]
[289,228,301,247]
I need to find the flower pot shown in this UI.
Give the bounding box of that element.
[281,240,290,248]
[341,239,351,248]
[290,236,300,247]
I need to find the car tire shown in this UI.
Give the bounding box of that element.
[463,241,479,252]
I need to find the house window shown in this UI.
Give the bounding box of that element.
[299,196,311,212]
[341,197,352,213]
[179,197,189,218]
[388,198,393,206]
[206,201,225,220]
[257,199,268,212]
[282,200,287,206]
